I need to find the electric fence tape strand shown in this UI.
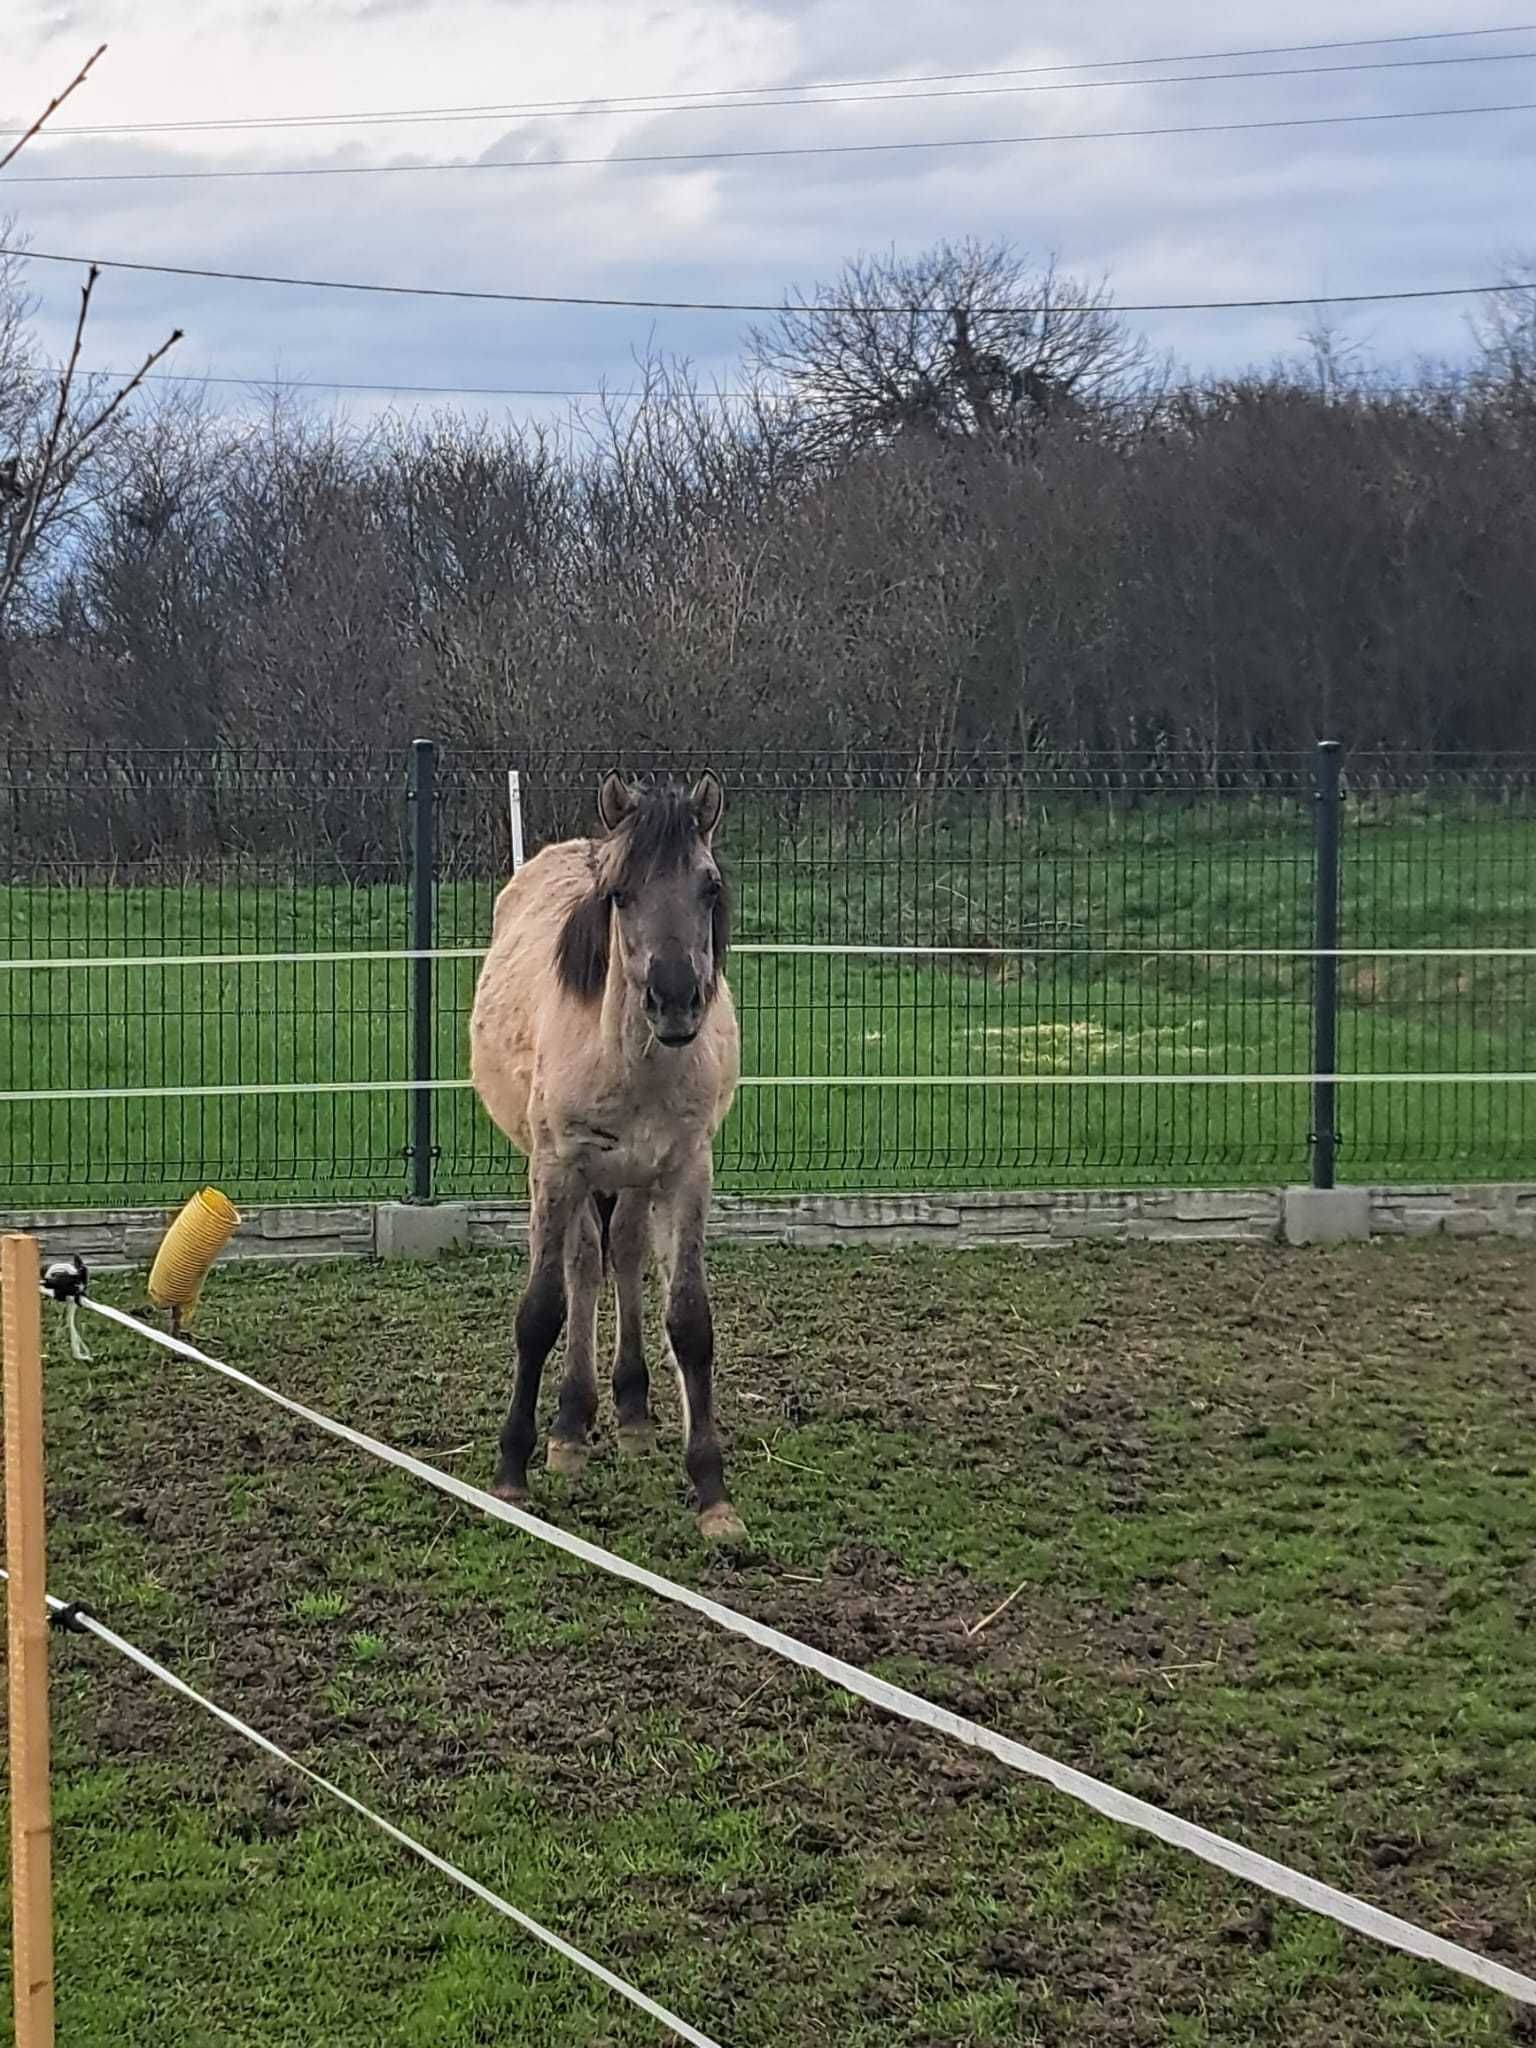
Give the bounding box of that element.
[2,944,1535,971]
[59,1292,1536,2009]
[5,1072,1536,1103]
[0,1567,723,2048]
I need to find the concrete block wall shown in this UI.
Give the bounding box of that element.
[0,1203,378,1270]
[5,1182,1534,1272]
[1367,1184,1536,1239]
[467,1187,1284,1253]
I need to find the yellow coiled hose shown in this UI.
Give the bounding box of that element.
[147,1187,240,1327]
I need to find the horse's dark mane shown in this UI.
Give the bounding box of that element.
[708,879,731,985]
[555,780,729,1002]
[555,889,612,1000]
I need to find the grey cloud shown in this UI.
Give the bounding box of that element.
[7,0,1531,412]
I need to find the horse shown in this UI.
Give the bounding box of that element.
[468,770,745,1542]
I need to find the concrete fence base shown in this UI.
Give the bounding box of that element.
[3,1183,1534,1271]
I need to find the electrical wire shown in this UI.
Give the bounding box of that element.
[10,21,1534,136]
[7,48,1536,142]
[77,366,761,402]
[8,96,1536,186]
[4,240,1534,317]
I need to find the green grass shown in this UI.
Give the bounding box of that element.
[3,1240,1533,2043]
[1,795,1533,1204]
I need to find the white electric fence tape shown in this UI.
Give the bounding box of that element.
[0,1568,721,2048]
[0,944,1533,971]
[5,1071,1536,1104]
[60,1292,1536,2011]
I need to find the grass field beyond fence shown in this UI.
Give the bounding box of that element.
[2,774,1534,1205]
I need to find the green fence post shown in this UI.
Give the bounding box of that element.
[406,740,436,1203]
[1310,739,1343,1189]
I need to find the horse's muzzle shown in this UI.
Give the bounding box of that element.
[653,1025,700,1048]
[647,1001,702,1047]
[645,959,703,1046]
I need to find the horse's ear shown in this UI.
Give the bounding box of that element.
[690,770,723,842]
[597,771,635,836]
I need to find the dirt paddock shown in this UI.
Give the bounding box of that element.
[16,1238,1536,2045]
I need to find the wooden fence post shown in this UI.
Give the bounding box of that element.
[4,1232,55,2047]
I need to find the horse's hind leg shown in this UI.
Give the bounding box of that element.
[610,1189,654,1452]
[548,1198,603,1478]
[492,1167,578,1503]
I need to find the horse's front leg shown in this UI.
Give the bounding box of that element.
[656,1160,745,1543]
[610,1188,655,1452]
[493,1162,582,1502]
[547,1196,604,1479]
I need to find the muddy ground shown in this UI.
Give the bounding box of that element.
[12,1238,1536,2045]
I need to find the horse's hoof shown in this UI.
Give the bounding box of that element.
[489,1475,530,1506]
[697,1503,748,1544]
[546,1438,589,1479]
[617,1421,656,1456]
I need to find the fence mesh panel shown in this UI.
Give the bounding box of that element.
[2,745,1533,1207]
[1334,756,1536,1182]
[0,749,410,1205]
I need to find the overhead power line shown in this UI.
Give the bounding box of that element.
[5,48,1535,142]
[7,20,1533,136]
[8,242,1534,317]
[84,366,762,402]
[8,96,1536,186]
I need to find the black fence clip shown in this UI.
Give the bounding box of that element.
[49,1600,95,1634]
[41,1255,89,1302]
[41,1256,93,1359]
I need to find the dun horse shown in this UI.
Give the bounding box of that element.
[469,771,744,1541]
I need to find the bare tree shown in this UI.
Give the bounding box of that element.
[6,247,1536,776]
[0,48,183,634]
[1297,308,1375,400]
[747,239,1151,456]
[0,264,183,624]
[1469,259,1536,398]
[0,229,43,498]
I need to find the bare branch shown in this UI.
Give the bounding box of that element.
[0,265,96,615]
[0,44,107,175]
[0,255,181,621]
[54,323,184,479]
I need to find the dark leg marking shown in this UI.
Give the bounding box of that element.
[668,1253,743,1541]
[494,1252,565,1501]
[493,1174,580,1500]
[610,1189,653,1446]
[549,1201,603,1476]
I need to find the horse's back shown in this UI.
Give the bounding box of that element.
[469,838,592,1154]
[487,840,591,947]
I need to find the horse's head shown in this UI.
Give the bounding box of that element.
[558,772,729,1047]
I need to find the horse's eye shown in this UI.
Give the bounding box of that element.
[701,874,722,902]
[609,889,630,912]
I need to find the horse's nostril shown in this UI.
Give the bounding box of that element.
[647,959,701,1013]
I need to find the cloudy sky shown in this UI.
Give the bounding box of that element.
[4,0,1534,426]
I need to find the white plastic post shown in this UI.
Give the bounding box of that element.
[506,768,525,873]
